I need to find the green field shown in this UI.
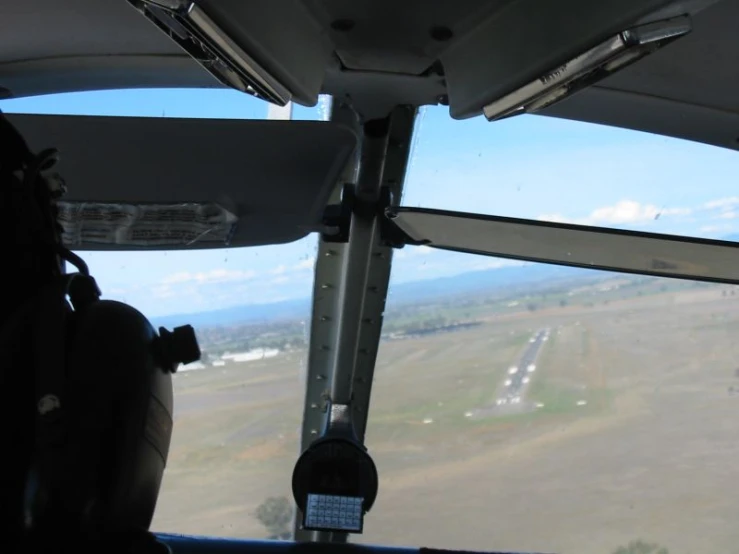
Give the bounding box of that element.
[152,277,739,554]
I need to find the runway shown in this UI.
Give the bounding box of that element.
[497,328,549,406]
[469,328,550,418]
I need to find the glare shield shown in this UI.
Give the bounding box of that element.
[483,15,691,121]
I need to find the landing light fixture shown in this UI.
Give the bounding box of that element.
[292,402,378,535]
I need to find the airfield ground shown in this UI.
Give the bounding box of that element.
[152,282,739,554]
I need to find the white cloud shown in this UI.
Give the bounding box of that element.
[539,195,739,232]
[152,284,176,299]
[470,259,527,271]
[587,200,684,224]
[704,196,739,210]
[700,224,724,233]
[537,213,573,224]
[539,200,691,226]
[161,268,257,285]
[395,245,433,259]
[717,211,738,220]
[536,195,739,240]
[269,257,315,274]
[294,258,315,270]
[696,197,739,222]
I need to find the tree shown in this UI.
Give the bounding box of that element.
[612,539,669,554]
[255,496,293,540]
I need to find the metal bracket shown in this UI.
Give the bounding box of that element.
[321,184,354,244]
[323,401,359,441]
[321,181,416,249]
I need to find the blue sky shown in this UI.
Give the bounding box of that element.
[2,88,739,317]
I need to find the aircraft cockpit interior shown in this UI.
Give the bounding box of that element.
[1,1,738,553]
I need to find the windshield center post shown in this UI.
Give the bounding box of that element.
[295,101,417,543]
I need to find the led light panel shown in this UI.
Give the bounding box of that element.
[304,494,364,532]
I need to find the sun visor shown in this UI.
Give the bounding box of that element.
[386,207,739,285]
[6,114,358,251]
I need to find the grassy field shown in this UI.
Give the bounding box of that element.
[151,281,739,554]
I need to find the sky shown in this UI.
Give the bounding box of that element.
[2,88,739,317]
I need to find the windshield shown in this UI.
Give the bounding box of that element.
[4,91,739,554]
[359,106,739,554]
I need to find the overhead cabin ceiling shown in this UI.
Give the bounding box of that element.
[0,0,736,150]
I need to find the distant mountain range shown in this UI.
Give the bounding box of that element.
[388,263,604,303]
[150,232,739,329]
[151,296,312,329]
[151,262,608,329]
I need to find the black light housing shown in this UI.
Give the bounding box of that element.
[292,403,378,534]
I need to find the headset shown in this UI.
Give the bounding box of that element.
[0,111,200,553]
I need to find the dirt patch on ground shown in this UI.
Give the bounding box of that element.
[236,439,290,462]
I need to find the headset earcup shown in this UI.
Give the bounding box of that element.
[63,299,173,533]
